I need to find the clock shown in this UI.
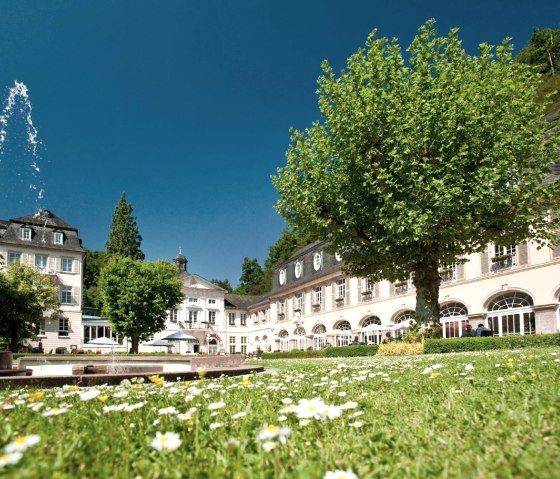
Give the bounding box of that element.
[295,261,302,279]
[279,269,286,285]
[335,252,342,262]
[313,252,322,271]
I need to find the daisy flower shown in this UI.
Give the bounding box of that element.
[324,470,359,479]
[150,432,181,452]
[3,435,40,453]
[0,452,22,467]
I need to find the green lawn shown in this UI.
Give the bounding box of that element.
[1,348,559,478]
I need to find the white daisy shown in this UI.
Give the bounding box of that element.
[150,432,181,452]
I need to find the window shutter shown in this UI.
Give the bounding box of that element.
[358,279,363,302]
[374,282,380,299]
[481,248,489,275]
[26,253,33,266]
[390,282,395,296]
[55,257,61,272]
[331,281,336,308]
[517,243,528,266]
[74,287,81,306]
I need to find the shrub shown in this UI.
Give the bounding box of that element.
[424,334,560,354]
[378,341,424,356]
[323,345,379,357]
[261,350,325,359]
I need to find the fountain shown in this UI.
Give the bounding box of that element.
[0,81,45,213]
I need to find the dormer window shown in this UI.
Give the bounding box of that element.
[53,232,63,245]
[22,227,32,241]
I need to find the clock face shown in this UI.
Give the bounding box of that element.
[279,269,286,285]
[313,252,322,271]
[335,252,342,262]
[295,261,302,279]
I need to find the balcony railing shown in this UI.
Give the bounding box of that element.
[491,254,516,272]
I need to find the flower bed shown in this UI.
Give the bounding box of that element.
[0,348,558,477]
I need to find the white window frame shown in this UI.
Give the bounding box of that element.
[35,255,48,273]
[8,252,21,264]
[58,317,69,337]
[208,311,216,325]
[60,286,73,305]
[53,232,63,245]
[61,257,73,273]
[189,310,198,323]
[314,286,322,308]
[169,309,178,323]
[22,228,32,241]
[39,318,46,336]
[228,313,236,326]
[295,292,303,311]
[240,314,247,326]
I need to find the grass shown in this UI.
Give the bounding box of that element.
[0,347,559,478]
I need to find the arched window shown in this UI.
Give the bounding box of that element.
[361,316,381,327]
[312,323,327,350]
[278,329,289,352]
[360,316,382,345]
[486,292,534,336]
[440,302,468,339]
[278,330,288,338]
[334,320,352,346]
[394,310,414,324]
[294,327,306,336]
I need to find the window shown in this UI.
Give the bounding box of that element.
[208,299,216,305]
[61,258,73,273]
[228,313,236,326]
[53,232,63,245]
[334,320,352,346]
[189,310,198,323]
[487,292,534,336]
[294,293,303,311]
[208,311,216,325]
[240,336,247,355]
[169,309,178,323]
[188,297,198,303]
[58,317,69,337]
[314,286,322,308]
[229,336,236,354]
[336,279,346,306]
[8,252,21,264]
[240,314,247,326]
[60,286,73,305]
[22,228,32,241]
[491,244,517,272]
[39,318,46,336]
[35,254,48,273]
[440,303,468,339]
[279,300,286,318]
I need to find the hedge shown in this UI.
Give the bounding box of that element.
[424,334,560,354]
[323,344,379,357]
[261,350,326,359]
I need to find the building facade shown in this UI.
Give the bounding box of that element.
[0,210,84,352]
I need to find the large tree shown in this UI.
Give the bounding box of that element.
[106,192,145,260]
[99,257,184,353]
[0,263,60,352]
[273,21,560,325]
[235,257,265,295]
[82,247,108,309]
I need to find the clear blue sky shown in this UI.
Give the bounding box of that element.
[0,0,558,286]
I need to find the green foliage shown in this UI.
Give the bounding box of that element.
[210,278,233,293]
[516,27,560,75]
[273,20,560,325]
[515,27,560,113]
[261,349,326,359]
[99,257,184,353]
[82,248,108,309]
[0,263,60,351]
[234,257,265,295]
[106,192,145,261]
[323,344,379,357]
[424,334,560,354]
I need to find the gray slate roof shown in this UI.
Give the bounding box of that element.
[0,210,83,252]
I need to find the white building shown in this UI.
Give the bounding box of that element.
[0,210,84,353]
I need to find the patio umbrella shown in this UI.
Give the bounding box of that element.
[86,337,121,347]
[145,339,172,353]
[162,331,199,343]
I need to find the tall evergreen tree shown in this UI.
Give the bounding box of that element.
[106,193,145,260]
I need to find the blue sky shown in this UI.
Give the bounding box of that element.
[0,0,558,286]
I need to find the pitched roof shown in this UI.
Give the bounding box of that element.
[11,210,77,231]
[225,294,268,309]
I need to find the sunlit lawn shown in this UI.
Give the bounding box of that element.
[1,347,559,478]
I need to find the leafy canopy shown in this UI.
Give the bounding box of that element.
[273,20,560,322]
[0,263,60,351]
[99,257,184,352]
[106,192,145,261]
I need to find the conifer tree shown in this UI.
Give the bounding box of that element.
[106,192,145,260]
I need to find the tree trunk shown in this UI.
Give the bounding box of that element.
[130,335,140,354]
[413,258,441,326]
[9,335,19,353]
